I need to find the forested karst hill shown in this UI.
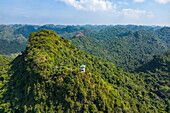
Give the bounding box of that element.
[137,51,170,108]
[71,28,168,71]
[0,30,169,112]
[136,50,170,73]
[156,27,170,49]
[0,24,169,71]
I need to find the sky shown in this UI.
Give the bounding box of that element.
[0,0,170,26]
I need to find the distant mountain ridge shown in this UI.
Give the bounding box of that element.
[71,28,168,71]
[0,24,169,71]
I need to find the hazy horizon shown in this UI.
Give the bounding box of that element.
[0,23,169,27]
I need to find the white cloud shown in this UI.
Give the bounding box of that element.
[56,0,153,19]
[57,0,115,11]
[133,0,170,4]
[119,9,154,19]
[133,0,146,3]
[118,1,129,5]
[155,0,170,4]
[121,9,146,18]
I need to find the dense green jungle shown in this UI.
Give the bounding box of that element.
[0,24,169,71]
[0,25,169,112]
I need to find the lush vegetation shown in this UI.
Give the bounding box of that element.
[0,25,28,54]
[0,30,169,112]
[0,38,27,54]
[137,50,170,112]
[71,29,167,71]
[0,55,11,111]
[0,24,169,71]
[136,50,170,73]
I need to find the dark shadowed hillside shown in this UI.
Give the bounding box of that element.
[136,50,170,73]
[136,51,170,111]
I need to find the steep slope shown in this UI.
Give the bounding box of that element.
[136,51,170,110]
[84,27,130,40]
[0,25,28,55]
[0,25,17,39]
[1,30,122,113]
[0,55,11,110]
[0,38,27,54]
[0,55,11,89]
[156,27,170,49]
[71,29,166,71]
[136,50,170,73]
[13,25,38,39]
[0,25,169,72]
[1,30,169,113]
